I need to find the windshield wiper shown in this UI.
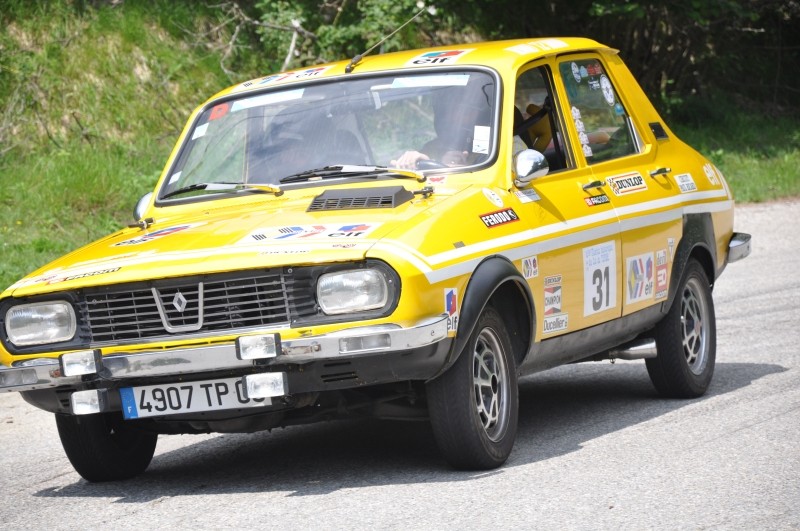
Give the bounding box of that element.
[279,165,425,184]
[161,181,283,200]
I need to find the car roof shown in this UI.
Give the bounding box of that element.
[212,37,612,100]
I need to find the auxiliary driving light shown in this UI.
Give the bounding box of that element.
[236,334,280,360]
[59,350,101,377]
[70,389,109,415]
[243,372,287,399]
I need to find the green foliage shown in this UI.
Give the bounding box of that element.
[671,95,800,202]
[0,0,798,291]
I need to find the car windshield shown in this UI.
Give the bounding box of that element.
[159,69,498,199]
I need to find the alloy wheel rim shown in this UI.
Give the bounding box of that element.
[680,277,709,375]
[472,327,510,442]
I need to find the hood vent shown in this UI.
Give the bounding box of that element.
[307,186,413,211]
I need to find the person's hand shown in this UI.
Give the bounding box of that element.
[390,150,429,169]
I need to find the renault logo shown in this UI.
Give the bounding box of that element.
[172,291,188,313]
[152,284,205,333]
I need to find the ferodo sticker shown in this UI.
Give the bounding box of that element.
[584,193,610,207]
[606,172,647,196]
[405,49,474,67]
[480,208,519,228]
[445,288,459,334]
[626,252,654,304]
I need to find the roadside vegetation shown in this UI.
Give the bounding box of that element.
[0,0,798,289]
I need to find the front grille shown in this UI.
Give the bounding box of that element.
[79,269,316,344]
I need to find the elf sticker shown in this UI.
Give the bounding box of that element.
[406,49,474,67]
[445,288,459,334]
[626,252,654,304]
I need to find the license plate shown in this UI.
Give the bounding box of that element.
[119,376,270,419]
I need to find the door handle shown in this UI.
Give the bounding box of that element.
[582,180,605,191]
[649,167,671,178]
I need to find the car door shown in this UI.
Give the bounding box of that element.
[554,52,682,318]
[509,63,623,340]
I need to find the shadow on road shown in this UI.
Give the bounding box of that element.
[33,361,786,502]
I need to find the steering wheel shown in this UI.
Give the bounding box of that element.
[416,159,448,170]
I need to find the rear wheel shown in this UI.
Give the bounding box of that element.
[56,412,157,482]
[427,306,518,469]
[646,259,716,398]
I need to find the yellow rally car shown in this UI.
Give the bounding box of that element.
[0,38,751,481]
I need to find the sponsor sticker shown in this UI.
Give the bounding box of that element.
[544,284,562,316]
[514,189,541,203]
[584,193,610,207]
[543,313,568,334]
[241,223,380,242]
[522,256,539,279]
[208,103,230,121]
[445,288,459,334]
[626,252,655,304]
[113,224,196,247]
[600,75,615,106]
[606,172,647,196]
[655,249,668,300]
[702,163,720,186]
[544,274,562,287]
[674,173,698,193]
[583,241,617,316]
[406,49,474,67]
[255,67,332,86]
[479,208,519,228]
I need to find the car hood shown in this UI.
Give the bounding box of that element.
[6,183,467,298]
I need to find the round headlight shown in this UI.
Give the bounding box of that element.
[5,301,77,346]
[317,269,389,315]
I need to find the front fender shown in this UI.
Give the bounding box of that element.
[432,256,534,379]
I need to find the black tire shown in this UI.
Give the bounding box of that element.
[646,259,716,398]
[427,306,519,469]
[55,412,158,482]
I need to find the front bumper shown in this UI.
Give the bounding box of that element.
[1,315,451,413]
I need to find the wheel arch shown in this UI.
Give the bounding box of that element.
[449,256,534,371]
[666,213,717,313]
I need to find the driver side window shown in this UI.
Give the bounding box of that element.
[514,66,569,172]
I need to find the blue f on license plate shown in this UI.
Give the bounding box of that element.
[119,377,270,419]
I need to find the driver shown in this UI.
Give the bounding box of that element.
[391,81,491,169]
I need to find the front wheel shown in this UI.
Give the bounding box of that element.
[427,306,519,469]
[56,412,158,482]
[646,258,716,398]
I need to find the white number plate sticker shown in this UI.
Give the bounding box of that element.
[119,377,269,420]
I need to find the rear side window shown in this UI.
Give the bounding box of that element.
[559,59,638,164]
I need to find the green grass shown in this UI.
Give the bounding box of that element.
[668,96,800,203]
[0,2,797,291]
[0,0,265,290]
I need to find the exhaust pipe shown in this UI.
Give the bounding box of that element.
[608,339,657,360]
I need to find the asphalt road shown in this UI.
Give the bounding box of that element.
[1,199,798,530]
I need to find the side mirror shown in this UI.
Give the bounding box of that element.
[513,149,549,188]
[133,192,154,223]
